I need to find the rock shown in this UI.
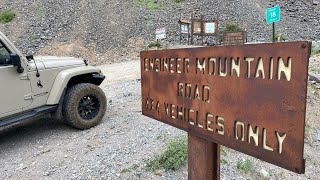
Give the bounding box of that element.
[309,72,320,83]
[259,169,270,179]
[316,129,320,141]
[123,92,132,97]
[154,169,163,176]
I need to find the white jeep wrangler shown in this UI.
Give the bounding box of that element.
[0,32,106,129]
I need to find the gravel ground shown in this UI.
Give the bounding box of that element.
[0,58,319,179]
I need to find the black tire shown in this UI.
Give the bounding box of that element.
[62,83,106,129]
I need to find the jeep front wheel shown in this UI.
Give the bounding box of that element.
[62,83,106,129]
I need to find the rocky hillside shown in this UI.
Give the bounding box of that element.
[0,0,319,64]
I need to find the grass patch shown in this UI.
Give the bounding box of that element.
[31,34,40,40]
[134,0,165,10]
[36,6,46,17]
[156,134,162,139]
[146,137,188,172]
[311,44,320,56]
[0,9,16,23]
[274,34,288,42]
[120,168,131,173]
[220,146,228,156]
[305,125,312,133]
[121,164,139,174]
[148,41,161,48]
[310,66,320,73]
[221,159,228,165]
[237,159,254,174]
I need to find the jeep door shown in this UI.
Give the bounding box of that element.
[0,41,32,118]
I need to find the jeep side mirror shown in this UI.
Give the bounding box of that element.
[10,53,24,73]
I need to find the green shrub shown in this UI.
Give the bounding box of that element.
[146,137,188,171]
[135,0,164,10]
[36,6,46,17]
[221,159,228,165]
[148,41,161,48]
[175,0,185,3]
[237,159,254,174]
[224,23,242,32]
[0,9,16,23]
[274,33,288,42]
[31,34,40,40]
[221,146,228,155]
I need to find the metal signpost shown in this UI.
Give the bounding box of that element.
[266,5,281,42]
[141,41,311,179]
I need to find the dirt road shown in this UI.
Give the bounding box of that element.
[0,59,319,179]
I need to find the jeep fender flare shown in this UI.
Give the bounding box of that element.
[46,66,102,105]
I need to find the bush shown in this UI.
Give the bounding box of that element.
[274,33,288,42]
[36,6,46,17]
[0,9,16,23]
[237,159,254,174]
[221,159,228,165]
[135,0,164,10]
[148,41,161,48]
[224,23,242,32]
[175,0,185,3]
[146,137,188,171]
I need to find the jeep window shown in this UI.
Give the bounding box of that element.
[0,41,11,65]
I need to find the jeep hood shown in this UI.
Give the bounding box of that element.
[33,56,85,69]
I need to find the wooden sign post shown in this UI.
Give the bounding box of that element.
[141,42,311,179]
[191,15,218,45]
[178,19,191,45]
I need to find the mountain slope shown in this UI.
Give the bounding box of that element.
[0,0,319,63]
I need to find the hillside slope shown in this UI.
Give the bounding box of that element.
[0,0,319,63]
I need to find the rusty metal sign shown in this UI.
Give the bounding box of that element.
[141,42,310,173]
[223,31,246,45]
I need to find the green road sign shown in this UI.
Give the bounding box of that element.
[266,5,280,24]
